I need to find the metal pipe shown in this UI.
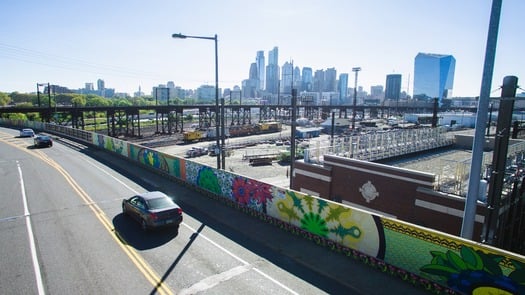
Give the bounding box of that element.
[461,0,502,239]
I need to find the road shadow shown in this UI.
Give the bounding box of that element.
[112,213,179,250]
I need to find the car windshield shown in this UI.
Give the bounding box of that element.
[146,197,175,210]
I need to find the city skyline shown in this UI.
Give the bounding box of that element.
[1,1,523,97]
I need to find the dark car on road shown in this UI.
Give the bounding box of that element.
[34,135,53,147]
[122,191,183,231]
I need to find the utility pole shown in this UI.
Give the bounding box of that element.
[290,88,297,189]
[36,83,41,107]
[483,76,518,246]
[461,0,502,239]
[352,67,361,130]
[47,83,51,108]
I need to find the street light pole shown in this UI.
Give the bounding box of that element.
[352,67,361,131]
[172,33,223,170]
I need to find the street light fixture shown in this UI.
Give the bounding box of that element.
[351,67,361,131]
[172,33,224,170]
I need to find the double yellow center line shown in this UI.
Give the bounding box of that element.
[0,132,173,295]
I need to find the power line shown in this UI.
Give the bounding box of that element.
[0,42,165,80]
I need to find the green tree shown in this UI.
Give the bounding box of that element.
[184,98,197,105]
[14,102,33,108]
[130,97,147,106]
[86,96,111,107]
[0,92,11,106]
[71,95,87,106]
[172,97,183,105]
[7,113,28,120]
[184,114,194,122]
[10,92,37,105]
[114,99,132,107]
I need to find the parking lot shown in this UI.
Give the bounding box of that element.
[155,129,305,189]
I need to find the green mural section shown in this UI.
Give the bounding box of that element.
[92,133,127,157]
[91,133,186,180]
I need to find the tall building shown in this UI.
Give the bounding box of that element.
[281,61,293,94]
[338,73,349,104]
[324,68,337,92]
[249,62,258,80]
[413,53,455,104]
[385,74,402,100]
[97,79,105,91]
[370,85,384,101]
[153,85,170,103]
[167,81,176,100]
[293,66,301,91]
[256,51,265,90]
[313,70,325,92]
[243,63,259,98]
[265,47,279,94]
[301,67,313,92]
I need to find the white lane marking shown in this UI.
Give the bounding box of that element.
[181,222,299,295]
[83,158,140,194]
[178,264,254,295]
[18,161,46,295]
[83,155,298,294]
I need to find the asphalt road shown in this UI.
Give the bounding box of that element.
[0,126,430,295]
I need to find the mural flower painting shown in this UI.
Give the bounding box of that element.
[266,190,384,258]
[420,245,525,294]
[231,177,272,212]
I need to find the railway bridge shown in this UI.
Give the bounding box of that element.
[0,101,466,137]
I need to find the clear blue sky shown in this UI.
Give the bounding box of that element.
[1,0,523,97]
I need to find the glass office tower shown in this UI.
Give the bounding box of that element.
[265,47,279,94]
[256,51,265,91]
[385,74,402,101]
[413,53,455,104]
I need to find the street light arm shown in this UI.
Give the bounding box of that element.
[171,31,221,169]
[172,33,216,41]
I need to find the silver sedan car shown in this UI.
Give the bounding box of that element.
[20,128,35,137]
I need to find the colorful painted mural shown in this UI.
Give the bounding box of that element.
[420,245,525,294]
[93,133,127,157]
[266,190,385,258]
[129,144,173,175]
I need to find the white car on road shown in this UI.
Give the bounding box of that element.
[19,128,35,137]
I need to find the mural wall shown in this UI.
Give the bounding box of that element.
[2,118,524,295]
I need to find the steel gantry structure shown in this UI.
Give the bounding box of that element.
[0,101,466,137]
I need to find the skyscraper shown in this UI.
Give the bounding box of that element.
[301,67,313,92]
[265,47,279,94]
[249,63,258,80]
[324,68,337,92]
[338,73,349,104]
[385,74,402,101]
[281,61,293,94]
[97,79,105,91]
[313,70,325,92]
[293,66,301,91]
[413,53,455,104]
[243,63,259,98]
[256,51,265,90]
